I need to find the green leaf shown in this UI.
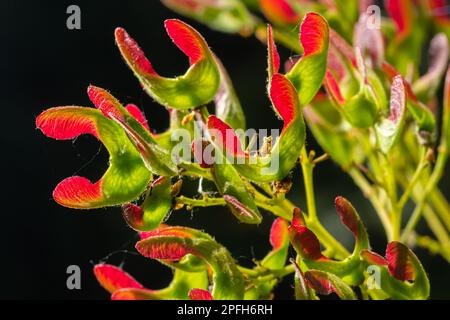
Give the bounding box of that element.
[122,177,173,231]
[303,102,364,169]
[36,107,151,209]
[115,20,220,110]
[261,218,290,270]
[292,258,318,300]
[360,242,430,300]
[286,13,329,107]
[375,75,407,154]
[136,226,245,299]
[382,63,436,141]
[208,74,305,183]
[212,161,262,224]
[323,65,378,129]
[412,33,449,103]
[87,85,178,176]
[305,270,357,300]
[341,85,378,128]
[288,199,369,286]
[408,100,436,140]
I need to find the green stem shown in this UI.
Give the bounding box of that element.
[301,148,318,221]
[398,147,428,211]
[380,152,402,241]
[300,148,350,259]
[176,196,226,208]
[416,235,450,262]
[429,189,450,231]
[401,151,449,242]
[422,204,450,261]
[397,173,450,257]
[253,264,296,284]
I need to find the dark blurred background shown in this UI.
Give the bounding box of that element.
[1,0,449,299]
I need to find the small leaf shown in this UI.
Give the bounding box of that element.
[292,259,317,300]
[88,85,177,176]
[211,161,262,224]
[360,249,388,266]
[291,207,306,228]
[361,242,430,299]
[36,107,151,208]
[136,225,245,299]
[189,288,214,300]
[289,223,325,261]
[259,0,300,26]
[267,24,280,80]
[136,236,194,261]
[122,177,173,231]
[375,75,407,153]
[125,104,150,131]
[327,33,383,129]
[261,218,290,270]
[340,90,379,128]
[286,12,329,107]
[223,195,262,224]
[208,74,305,182]
[111,268,209,300]
[386,241,416,281]
[303,99,363,169]
[413,33,449,102]
[207,115,246,157]
[192,138,215,168]
[305,270,357,300]
[382,62,436,137]
[335,196,370,252]
[115,20,220,109]
[324,70,346,105]
[94,264,143,294]
[269,217,289,250]
[329,29,357,67]
[288,200,370,286]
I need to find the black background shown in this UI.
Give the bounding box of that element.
[1,0,449,299]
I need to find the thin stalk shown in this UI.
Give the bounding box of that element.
[398,147,428,211]
[397,173,450,256]
[176,196,226,207]
[380,152,402,241]
[254,264,296,283]
[401,152,449,242]
[429,189,450,231]
[300,147,350,259]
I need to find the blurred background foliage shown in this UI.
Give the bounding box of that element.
[1,0,449,299]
